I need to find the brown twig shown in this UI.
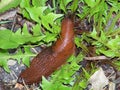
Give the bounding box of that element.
[84,56,111,61]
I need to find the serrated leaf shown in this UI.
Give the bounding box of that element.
[0,46,36,72]
[79,80,87,89]
[22,56,30,66]
[84,0,100,8]
[60,0,72,13]
[41,13,63,32]
[0,50,12,72]
[51,55,81,84]
[0,52,10,72]
[107,0,120,12]
[100,30,107,42]
[21,47,35,66]
[43,32,57,43]
[82,68,90,79]
[77,6,90,19]
[2,60,10,72]
[98,49,116,57]
[52,24,61,34]
[114,60,120,70]
[107,36,120,50]
[0,24,45,49]
[67,55,75,62]
[41,54,82,90]
[41,77,54,90]
[32,24,42,35]
[58,85,71,90]
[70,0,79,13]
[26,7,48,22]
[90,27,97,39]
[21,9,31,19]
[41,76,71,90]
[0,30,19,49]
[15,47,36,66]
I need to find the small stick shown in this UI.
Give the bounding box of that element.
[84,56,111,61]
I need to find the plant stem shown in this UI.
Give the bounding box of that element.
[107,12,120,35]
[106,7,114,26]
[108,28,120,37]
[52,0,56,13]
[96,12,102,34]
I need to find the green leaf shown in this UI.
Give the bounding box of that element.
[58,85,71,90]
[0,46,35,72]
[107,0,120,12]
[41,13,63,32]
[0,0,21,13]
[100,30,107,42]
[41,54,81,89]
[98,49,116,57]
[52,23,61,34]
[82,68,90,79]
[0,51,10,72]
[84,0,100,8]
[26,7,48,22]
[43,32,57,43]
[13,47,36,65]
[60,0,72,13]
[20,0,30,8]
[41,54,83,90]
[20,0,31,19]
[21,9,31,19]
[0,30,18,49]
[22,57,30,66]
[90,27,98,39]
[70,0,79,13]
[41,77,71,90]
[74,37,81,48]
[50,54,81,86]
[32,24,42,35]
[114,60,120,70]
[79,80,87,89]
[41,77,53,90]
[32,0,47,7]
[0,24,45,49]
[77,5,90,19]
[107,35,120,50]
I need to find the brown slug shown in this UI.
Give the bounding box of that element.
[17,17,75,85]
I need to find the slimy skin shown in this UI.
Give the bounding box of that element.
[17,17,75,85]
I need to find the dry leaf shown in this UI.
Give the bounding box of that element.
[88,67,109,90]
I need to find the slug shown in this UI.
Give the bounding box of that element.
[17,17,75,85]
